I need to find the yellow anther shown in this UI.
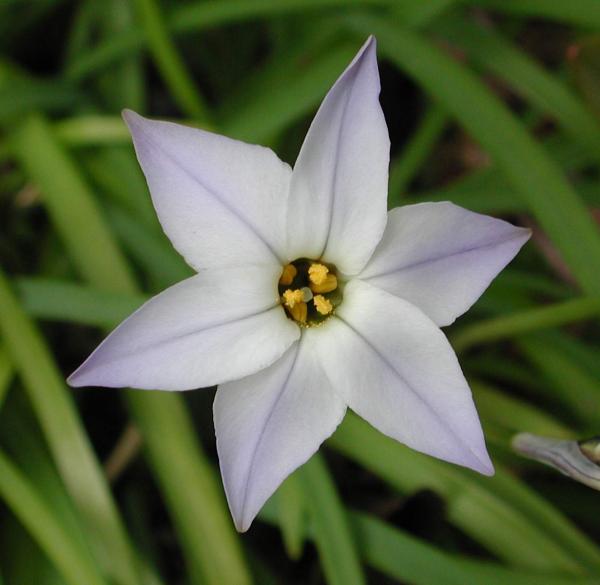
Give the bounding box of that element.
[282,289,304,309]
[279,263,297,286]
[288,301,307,323]
[313,295,333,315]
[308,263,329,285]
[310,274,338,294]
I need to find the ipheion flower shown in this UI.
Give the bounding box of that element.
[69,37,530,531]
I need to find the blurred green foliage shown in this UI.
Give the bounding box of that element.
[1,1,600,584]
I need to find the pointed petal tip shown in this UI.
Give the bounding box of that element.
[467,449,495,476]
[66,364,88,388]
[356,34,377,65]
[121,109,147,133]
[234,516,252,533]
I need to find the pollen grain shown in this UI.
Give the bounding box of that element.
[313,295,333,315]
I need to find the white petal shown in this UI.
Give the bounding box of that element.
[215,336,346,532]
[123,110,291,270]
[286,36,389,275]
[360,202,531,326]
[310,280,493,475]
[68,265,299,390]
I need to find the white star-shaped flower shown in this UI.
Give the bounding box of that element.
[69,37,530,531]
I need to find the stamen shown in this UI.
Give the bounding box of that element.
[279,264,297,286]
[308,263,329,285]
[282,289,304,308]
[288,301,307,323]
[308,263,337,294]
[310,274,337,294]
[313,295,333,315]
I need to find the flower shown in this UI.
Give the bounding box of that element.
[68,36,530,532]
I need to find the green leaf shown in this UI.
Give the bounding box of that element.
[451,297,600,353]
[353,512,599,585]
[297,455,365,585]
[347,16,600,297]
[16,277,146,328]
[436,17,600,159]
[330,413,600,573]
[132,0,211,123]
[10,113,253,585]
[0,268,142,585]
[11,114,137,294]
[388,101,447,205]
[276,474,306,560]
[466,0,600,30]
[519,335,600,429]
[569,36,600,119]
[0,449,107,585]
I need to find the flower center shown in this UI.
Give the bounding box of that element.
[278,259,342,327]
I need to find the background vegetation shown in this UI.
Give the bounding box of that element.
[1,0,600,583]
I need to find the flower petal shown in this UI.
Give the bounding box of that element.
[214,336,346,532]
[286,36,389,275]
[123,110,291,270]
[310,279,493,475]
[68,265,299,390]
[360,202,531,326]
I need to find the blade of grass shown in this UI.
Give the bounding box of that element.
[0,347,12,408]
[352,512,599,585]
[12,115,136,293]
[0,449,107,585]
[472,380,573,439]
[0,63,83,123]
[83,148,158,229]
[64,0,429,83]
[221,41,359,144]
[276,474,306,560]
[467,0,600,30]
[0,268,142,585]
[518,335,600,429]
[54,116,131,146]
[11,113,252,585]
[297,454,365,585]
[388,101,447,205]
[260,502,598,585]
[436,16,600,158]
[16,277,146,328]
[98,0,146,113]
[329,412,600,573]
[133,0,211,122]
[348,16,600,297]
[452,297,600,353]
[106,205,192,291]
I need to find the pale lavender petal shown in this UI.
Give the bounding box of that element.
[286,36,389,275]
[215,337,346,532]
[310,280,493,475]
[359,202,530,326]
[68,265,299,390]
[123,110,291,270]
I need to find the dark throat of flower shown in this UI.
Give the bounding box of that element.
[278,259,342,327]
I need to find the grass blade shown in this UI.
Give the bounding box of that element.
[388,101,447,205]
[330,412,600,573]
[298,455,365,585]
[0,268,141,585]
[10,112,253,585]
[437,16,600,158]
[348,16,600,297]
[11,114,137,293]
[132,0,211,122]
[0,449,107,585]
[452,297,600,353]
[467,0,600,30]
